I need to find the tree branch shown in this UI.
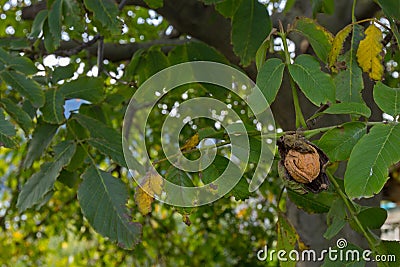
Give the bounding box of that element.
[49,38,191,61]
[0,37,190,62]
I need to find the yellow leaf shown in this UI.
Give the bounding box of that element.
[356,24,384,80]
[135,187,153,215]
[134,171,164,215]
[328,24,352,71]
[180,133,199,152]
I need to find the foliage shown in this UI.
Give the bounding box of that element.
[0,0,400,266]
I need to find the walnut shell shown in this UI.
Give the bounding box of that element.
[284,146,320,184]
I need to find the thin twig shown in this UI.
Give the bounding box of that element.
[58,34,101,57]
[118,0,128,10]
[97,36,104,75]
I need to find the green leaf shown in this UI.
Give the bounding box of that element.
[334,24,364,102]
[58,169,79,188]
[143,0,163,9]
[288,54,335,106]
[317,122,367,161]
[0,108,18,148]
[323,102,371,118]
[23,121,59,169]
[123,49,145,81]
[374,82,400,117]
[201,155,251,200]
[168,42,229,65]
[334,63,364,103]
[78,166,142,249]
[294,17,333,62]
[166,165,195,187]
[48,0,63,49]
[233,134,265,163]
[52,64,75,83]
[29,10,48,38]
[255,40,269,71]
[83,0,120,34]
[256,58,285,106]
[231,0,271,66]
[42,19,56,52]
[323,198,346,239]
[311,0,334,17]
[0,48,10,68]
[349,207,387,233]
[375,241,400,267]
[168,42,229,98]
[0,70,45,108]
[17,140,76,212]
[22,100,36,119]
[215,0,241,18]
[59,77,104,103]
[377,0,400,22]
[164,165,198,208]
[65,144,86,172]
[41,88,65,124]
[287,188,336,213]
[276,213,298,267]
[8,57,38,75]
[87,138,127,167]
[345,124,400,198]
[335,22,363,93]
[73,114,126,167]
[141,49,170,82]
[0,98,33,134]
[63,0,84,31]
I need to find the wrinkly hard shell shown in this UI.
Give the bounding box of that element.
[284,146,320,183]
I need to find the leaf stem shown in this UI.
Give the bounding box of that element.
[278,23,307,129]
[152,121,384,166]
[326,170,378,249]
[351,0,357,23]
[290,78,307,129]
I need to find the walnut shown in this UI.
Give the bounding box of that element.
[284,146,320,184]
[277,133,330,193]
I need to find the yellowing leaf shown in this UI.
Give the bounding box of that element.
[328,24,352,71]
[135,187,153,215]
[356,24,384,80]
[135,171,163,215]
[294,17,334,62]
[180,133,199,152]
